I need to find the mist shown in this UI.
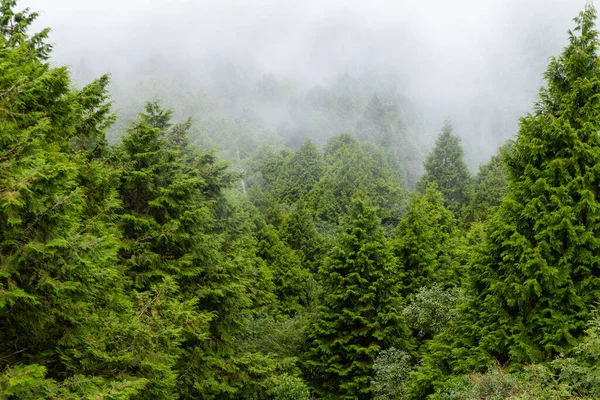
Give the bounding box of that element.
[23,0,585,167]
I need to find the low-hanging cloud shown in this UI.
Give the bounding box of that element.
[22,0,586,166]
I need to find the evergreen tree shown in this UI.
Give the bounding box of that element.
[393,186,457,298]
[254,217,312,315]
[309,133,404,225]
[417,121,471,214]
[0,2,148,396]
[280,201,325,273]
[355,94,394,150]
[304,195,411,399]
[275,139,325,205]
[407,5,600,397]
[462,144,509,224]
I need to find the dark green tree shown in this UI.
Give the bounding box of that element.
[304,195,411,399]
[417,121,471,214]
[0,2,150,396]
[407,5,600,397]
[462,144,510,224]
[393,186,457,298]
[280,201,325,273]
[309,133,404,226]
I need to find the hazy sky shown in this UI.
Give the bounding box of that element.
[21,0,587,163]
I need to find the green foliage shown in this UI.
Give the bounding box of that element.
[304,195,411,399]
[393,186,457,296]
[406,6,600,398]
[309,133,404,225]
[371,348,413,400]
[462,145,509,224]
[431,310,600,400]
[417,121,471,214]
[253,216,313,315]
[403,286,464,340]
[462,3,600,365]
[269,373,311,400]
[280,201,325,273]
[274,139,325,205]
[0,2,151,396]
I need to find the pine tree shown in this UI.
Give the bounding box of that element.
[304,195,411,399]
[417,121,471,214]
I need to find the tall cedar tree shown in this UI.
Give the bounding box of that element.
[304,195,411,399]
[309,133,404,225]
[461,145,509,224]
[0,1,151,397]
[274,139,325,205]
[417,121,470,214]
[406,5,600,398]
[393,186,456,299]
[118,101,274,399]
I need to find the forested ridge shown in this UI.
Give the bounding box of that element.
[3,1,600,399]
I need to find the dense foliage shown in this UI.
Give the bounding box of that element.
[3,1,600,399]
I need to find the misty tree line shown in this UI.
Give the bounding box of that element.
[3,1,600,399]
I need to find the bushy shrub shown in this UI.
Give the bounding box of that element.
[269,374,310,400]
[371,348,414,400]
[403,286,464,338]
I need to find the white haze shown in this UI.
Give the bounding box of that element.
[23,0,585,166]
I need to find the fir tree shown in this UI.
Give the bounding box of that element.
[417,121,471,214]
[407,5,600,397]
[304,195,411,399]
[393,186,457,298]
[0,2,149,396]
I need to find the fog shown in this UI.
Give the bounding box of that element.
[23,0,585,167]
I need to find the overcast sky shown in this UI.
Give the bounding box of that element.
[21,0,587,162]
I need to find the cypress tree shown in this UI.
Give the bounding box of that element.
[417,121,471,214]
[393,186,456,298]
[0,2,148,396]
[467,3,600,364]
[304,195,411,399]
[407,6,600,398]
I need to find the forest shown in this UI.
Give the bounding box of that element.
[3,0,600,398]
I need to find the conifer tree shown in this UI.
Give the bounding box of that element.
[280,200,325,273]
[0,2,149,396]
[275,139,325,205]
[356,94,394,150]
[406,6,600,398]
[304,195,411,399]
[462,145,509,224]
[309,133,404,225]
[417,121,471,214]
[467,3,600,364]
[116,100,256,398]
[393,186,457,298]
